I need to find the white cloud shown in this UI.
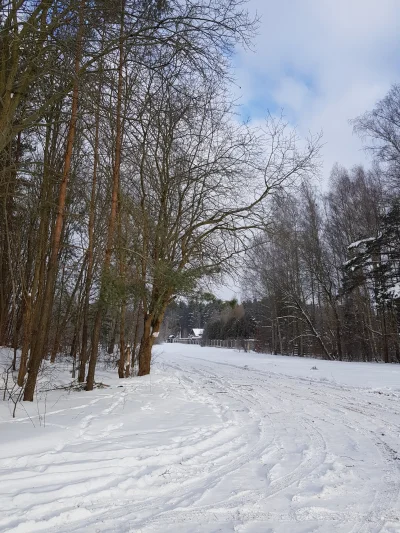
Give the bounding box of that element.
[272,76,311,112]
[235,0,400,182]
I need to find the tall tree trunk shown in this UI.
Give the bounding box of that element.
[107,318,118,355]
[131,302,141,374]
[381,307,390,364]
[138,314,153,376]
[50,262,67,363]
[24,1,85,401]
[70,309,82,380]
[50,257,86,363]
[17,292,32,387]
[86,2,125,391]
[117,197,127,379]
[118,301,127,378]
[78,29,104,383]
[332,303,343,361]
[138,299,168,376]
[24,112,59,376]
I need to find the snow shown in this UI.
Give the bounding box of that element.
[1,344,400,532]
[348,236,377,250]
[387,282,400,299]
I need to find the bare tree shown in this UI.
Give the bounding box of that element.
[120,63,320,374]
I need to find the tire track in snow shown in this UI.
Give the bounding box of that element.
[129,360,328,531]
[0,368,270,532]
[192,356,400,533]
[291,385,400,533]
[2,349,400,533]
[263,378,400,533]
[151,354,400,533]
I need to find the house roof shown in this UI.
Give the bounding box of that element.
[191,328,204,337]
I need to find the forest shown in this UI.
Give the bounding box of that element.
[173,152,400,364]
[1,0,400,405]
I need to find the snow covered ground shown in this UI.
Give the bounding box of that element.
[1,344,400,532]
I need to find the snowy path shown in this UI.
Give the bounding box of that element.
[1,345,400,532]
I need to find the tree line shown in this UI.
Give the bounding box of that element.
[241,85,400,363]
[163,294,256,341]
[1,0,319,400]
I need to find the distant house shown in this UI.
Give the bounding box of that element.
[189,328,204,338]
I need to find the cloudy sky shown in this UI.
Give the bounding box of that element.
[233,0,400,184]
[218,1,400,299]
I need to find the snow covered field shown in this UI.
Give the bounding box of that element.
[1,344,400,533]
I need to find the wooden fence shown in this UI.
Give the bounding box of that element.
[171,337,201,345]
[172,338,255,352]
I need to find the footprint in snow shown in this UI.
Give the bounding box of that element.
[141,404,155,411]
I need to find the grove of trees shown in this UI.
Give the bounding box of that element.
[241,84,400,363]
[3,1,400,407]
[163,293,256,342]
[1,0,319,400]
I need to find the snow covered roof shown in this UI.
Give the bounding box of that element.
[191,329,204,337]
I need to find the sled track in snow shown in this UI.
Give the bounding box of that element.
[142,355,400,533]
[46,359,330,532]
[131,360,330,530]
[1,347,400,533]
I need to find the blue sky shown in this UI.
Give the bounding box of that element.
[233,0,400,184]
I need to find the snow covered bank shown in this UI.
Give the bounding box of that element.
[163,343,400,391]
[1,344,399,532]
